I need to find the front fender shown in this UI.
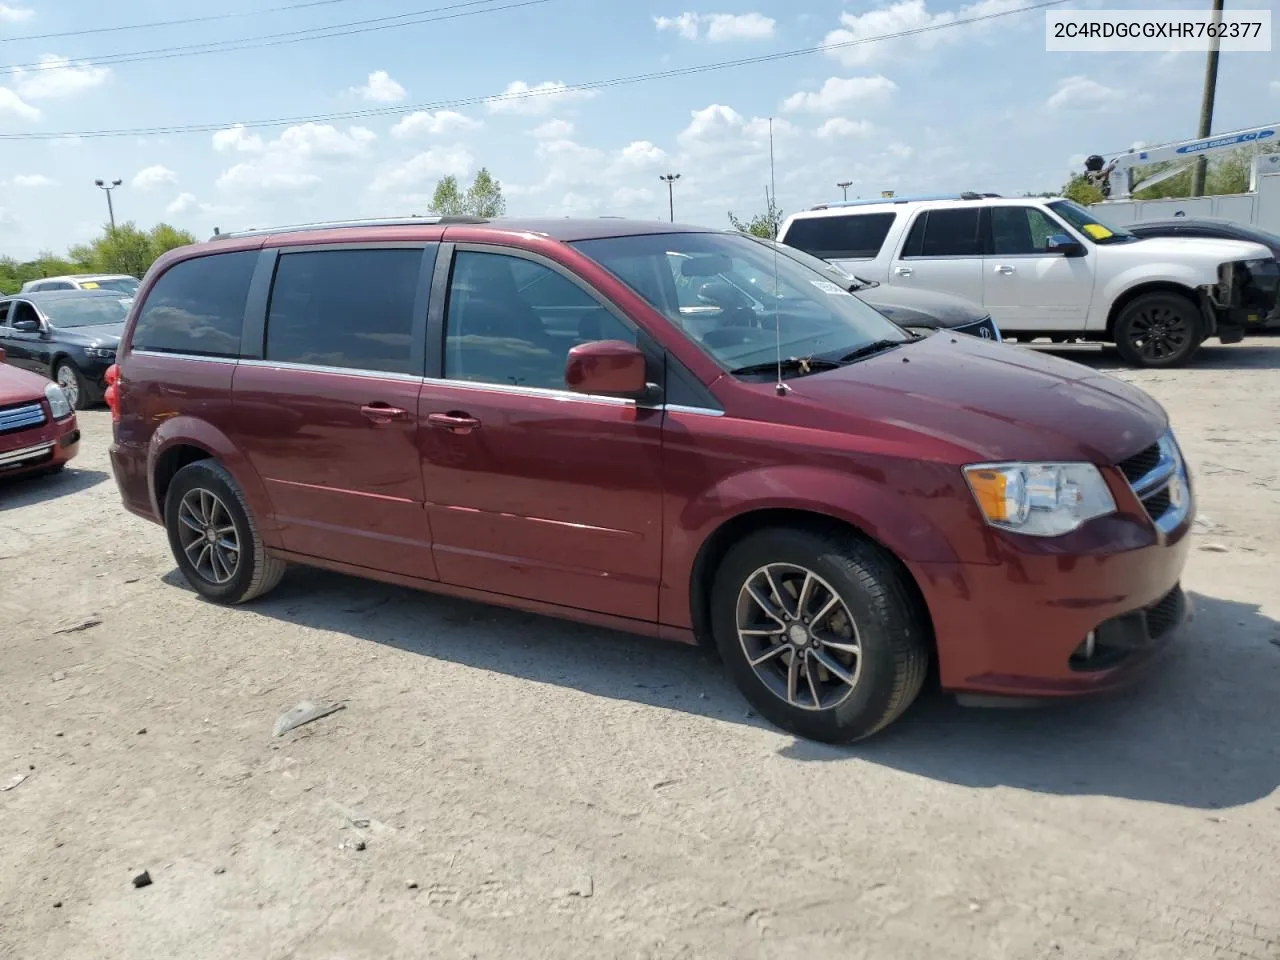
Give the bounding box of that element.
[1098,265,1207,321]
[147,416,280,540]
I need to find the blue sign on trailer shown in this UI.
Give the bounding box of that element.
[1171,128,1276,157]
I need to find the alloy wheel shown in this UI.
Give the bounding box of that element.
[736,563,863,711]
[176,488,240,585]
[1128,304,1191,362]
[55,365,80,409]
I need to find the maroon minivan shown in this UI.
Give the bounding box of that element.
[106,217,1193,742]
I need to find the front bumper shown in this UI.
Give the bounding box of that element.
[0,410,80,479]
[916,433,1193,699]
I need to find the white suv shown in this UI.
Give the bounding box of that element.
[20,274,139,296]
[778,194,1276,367]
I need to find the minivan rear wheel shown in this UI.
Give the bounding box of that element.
[164,460,286,604]
[710,527,930,743]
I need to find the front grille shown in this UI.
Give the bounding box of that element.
[1143,486,1172,523]
[1117,443,1160,485]
[1145,585,1186,640]
[0,401,47,436]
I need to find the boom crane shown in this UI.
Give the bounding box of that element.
[1097,122,1278,199]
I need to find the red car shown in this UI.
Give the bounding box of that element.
[0,345,80,479]
[105,218,1192,742]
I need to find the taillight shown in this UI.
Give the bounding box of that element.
[105,363,121,422]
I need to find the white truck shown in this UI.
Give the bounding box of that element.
[777,193,1276,367]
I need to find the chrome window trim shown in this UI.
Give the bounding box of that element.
[239,358,422,382]
[419,375,636,407]
[130,350,239,365]
[663,403,724,417]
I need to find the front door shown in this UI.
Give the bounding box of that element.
[889,207,985,304]
[1,301,50,375]
[982,205,1094,331]
[230,244,438,579]
[419,246,664,623]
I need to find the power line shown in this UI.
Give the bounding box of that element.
[0,0,535,76]
[0,0,1071,141]
[0,0,365,44]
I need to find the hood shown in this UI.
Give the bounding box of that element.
[782,334,1166,465]
[1128,235,1272,263]
[855,285,987,328]
[0,360,55,406]
[49,322,124,346]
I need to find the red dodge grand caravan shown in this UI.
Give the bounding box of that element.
[106,217,1193,742]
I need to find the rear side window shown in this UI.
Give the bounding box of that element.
[265,248,422,375]
[901,209,982,258]
[782,213,896,259]
[131,251,257,357]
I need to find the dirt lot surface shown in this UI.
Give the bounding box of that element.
[2,343,1278,960]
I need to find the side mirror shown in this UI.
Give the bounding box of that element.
[565,340,654,400]
[12,318,41,333]
[1046,234,1086,258]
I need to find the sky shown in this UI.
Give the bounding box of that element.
[1,0,1278,259]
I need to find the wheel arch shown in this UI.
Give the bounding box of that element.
[1105,281,1205,338]
[687,506,936,659]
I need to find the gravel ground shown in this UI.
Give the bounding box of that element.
[1,342,1278,960]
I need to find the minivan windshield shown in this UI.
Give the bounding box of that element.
[573,231,910,377]
[1046,199,1138,245]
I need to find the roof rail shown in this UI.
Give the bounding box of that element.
[808,191,1000,211]
[207,214,490,241]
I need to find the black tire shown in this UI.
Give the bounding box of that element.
[710,527,930,743]
[1113,293,1203,368]
[53,360,89,410]
[164,460,286,604]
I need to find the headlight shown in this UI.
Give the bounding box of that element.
[963,462,1116,537]
[45,382,72,419]
[85,347,116,360]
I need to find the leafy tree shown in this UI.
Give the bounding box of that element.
[1060,173,1104,206]
[430,175,466,216]
[466,167,507,218]
[430,169,507,217]
[728,191,784,239]
[0,222,196,293]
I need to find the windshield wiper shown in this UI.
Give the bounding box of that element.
[730,356,842,378]
[845,275,879,291]
[838,339,907,363]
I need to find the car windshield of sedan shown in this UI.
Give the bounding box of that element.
[41,296,131,327]
[572,232,909,376]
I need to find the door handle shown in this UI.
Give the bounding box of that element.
[360,403,409,424]
[994,264,1015,275]
[427,411,481,435]
[894,266,913,277]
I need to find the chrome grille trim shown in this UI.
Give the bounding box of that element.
[0,401,47,435]
[1122,431,1190,535]
[0,441,54,469]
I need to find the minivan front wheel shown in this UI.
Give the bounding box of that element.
[710,528,930,743]
[164,460,286,604]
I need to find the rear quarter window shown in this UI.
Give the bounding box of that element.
[130,251,257,357]
[782,212,897,260]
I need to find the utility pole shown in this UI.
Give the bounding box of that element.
[94,178,123,232]
[837,180,853,201]
[659,173,681,222]
[1191,0,1225,197]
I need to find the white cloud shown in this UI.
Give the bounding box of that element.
[370,145,474,192]
[817,117,874,139]
[212,124,265,153]
[391,110,480,139]
[351,70,405,103]
[654,12,776,41]
[822,0,1025,66]
[1270,80,1280,95]
[615,140,668,168]
[216,122,376,194]
[677,104,796,156]
[166,193,198,216]
[12,173,55,186]
[0,87,39,120]
[0,4,33,22]
[132,164,178,189]
[532,118,574,139]
[12,54,110,100]
[484,80,598,116]
[782,76,897,113]
[0,207,17,229]
[1046,75,1119,110]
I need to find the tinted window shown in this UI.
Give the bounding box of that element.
[444,251,634,390]
[783,213,896,259]
[131,251,257,357]
[265,249,422,375]
[990,207,1067,255]
[10,302,40,327]
[918,209,981,256]
[41,296,131,327]
[0,302,9,325]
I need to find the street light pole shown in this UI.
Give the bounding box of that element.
[659,173,681,222]
[1191,0,1225,197]
[94,178,123,232]
[837,181,853,201]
